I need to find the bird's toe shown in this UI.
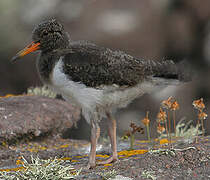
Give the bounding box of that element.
[87,162,96,169]
[97,156,119,165]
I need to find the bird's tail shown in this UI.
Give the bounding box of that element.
[145,59,192,83]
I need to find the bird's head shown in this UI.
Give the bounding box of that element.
[12,19,69,62]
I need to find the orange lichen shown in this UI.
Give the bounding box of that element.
[59,144,69,148]
[118,149,148,157]
[27,147,39,153]
[0,94,15,98]
[96,154,110,158]
[118,156,125,159]
[103,163,112,166]
[59,157,72,161]
[0,94,31,98]
[74,156,83,159]
[26,145,47,152]
[16,159,24,165]
[39,146,47,150]
[135,140,150,143]
[0,166,25,172]
[159,138,169,145]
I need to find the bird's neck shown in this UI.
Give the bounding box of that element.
[36,35,70,83]
[36,51,60,83]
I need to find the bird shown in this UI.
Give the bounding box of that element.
[12,19,190,168]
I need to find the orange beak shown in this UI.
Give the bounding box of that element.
[11,41,40,62]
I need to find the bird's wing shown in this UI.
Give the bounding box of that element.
[55,41,180,89]
[57,41,146,88]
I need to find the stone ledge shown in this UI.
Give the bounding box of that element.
[0,95,80,143]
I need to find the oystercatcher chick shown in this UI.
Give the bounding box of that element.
[12,19,190,168]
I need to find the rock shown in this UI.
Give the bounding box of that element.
[0,95,80,143]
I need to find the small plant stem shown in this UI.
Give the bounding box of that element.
[146,124,151,142]
[201,119,204,136]
[173,111,176,137]
[168,111,171,145]
[165,119,169,141]
[130,134,134,150]
[196,117,200,143]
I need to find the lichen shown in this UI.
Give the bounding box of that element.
[141,170,157,180]
[118,149,148,157]
[159,118,202,139]
[97,169,117,180]
[27,86,57,98]
[0,156,81,180]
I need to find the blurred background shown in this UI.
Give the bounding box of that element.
[1,0,210,138]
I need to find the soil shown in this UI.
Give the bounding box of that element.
[0,135,209,180]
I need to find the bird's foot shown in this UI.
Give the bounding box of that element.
[87,162,96,169]
[87,156,118,168]
[97,156,118,165]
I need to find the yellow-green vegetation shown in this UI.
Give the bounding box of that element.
[149,146,197,160]
[97,169,117,180]
[27,86,57,98]
[0,156,81,180]
[159,118,202,139]
[176,118,203,138]
[149,148,176,157]
[141,170,156,180]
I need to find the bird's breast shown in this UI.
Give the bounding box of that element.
[50,57,103,110]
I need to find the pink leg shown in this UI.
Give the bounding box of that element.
[88,114,100,168]
[98,111,118,164]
